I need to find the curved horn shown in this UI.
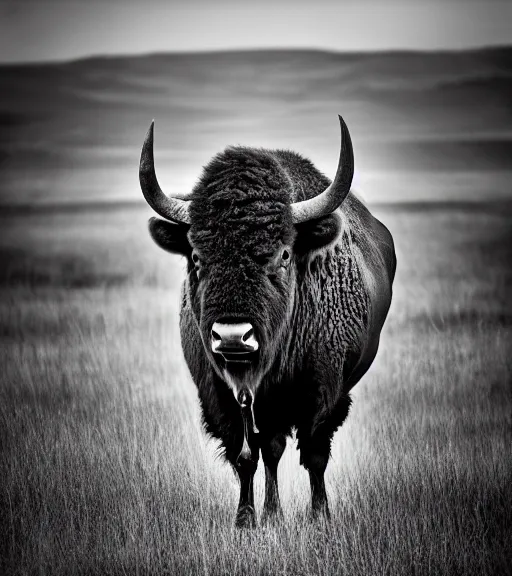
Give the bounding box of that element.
[291,115,354,223]
[139,121,191,224]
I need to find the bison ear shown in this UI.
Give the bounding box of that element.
[294,213,342,255]
[148,217,191,256]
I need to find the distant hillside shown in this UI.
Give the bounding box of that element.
[1,47,511,205]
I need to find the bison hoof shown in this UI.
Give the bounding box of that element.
[235,505,256,529]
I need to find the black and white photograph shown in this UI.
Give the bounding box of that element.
[1,1,511,574]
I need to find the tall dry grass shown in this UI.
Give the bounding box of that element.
[0,203,511,575]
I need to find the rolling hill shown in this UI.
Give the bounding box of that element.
[1,47,511,205]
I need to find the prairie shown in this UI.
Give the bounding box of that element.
[0,201,510,575]
[2,47,512,206]
[1,44,511,575]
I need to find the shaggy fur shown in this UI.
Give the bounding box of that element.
[149,146,396,526]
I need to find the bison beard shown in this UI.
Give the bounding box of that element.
[140,116,396,528]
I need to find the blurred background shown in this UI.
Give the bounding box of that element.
[1,0,511,206]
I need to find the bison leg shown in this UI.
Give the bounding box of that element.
[227,395,260,529]
[232,435,259,529]
[299,432,332,519]
[261,434,286,524]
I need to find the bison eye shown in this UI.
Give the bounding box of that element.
[192,252,200,266]
[281,249,291,263]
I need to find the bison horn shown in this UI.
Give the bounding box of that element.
[139,121,191,224]
[291,115,354,223]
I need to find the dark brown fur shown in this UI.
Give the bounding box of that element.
[149,146,396,526]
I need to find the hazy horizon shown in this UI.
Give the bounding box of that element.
[3,43,512,68]
[1,0,511,64]
[1,47,511,206]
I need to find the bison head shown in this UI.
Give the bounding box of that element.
[140,117,353,399]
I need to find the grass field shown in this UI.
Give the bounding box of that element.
[0,202,511,575]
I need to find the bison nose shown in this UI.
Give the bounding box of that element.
[211,321,259,356]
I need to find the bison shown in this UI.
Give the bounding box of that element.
[139,116,396,528]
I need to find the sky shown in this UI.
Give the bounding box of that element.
[0,0,511,63]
